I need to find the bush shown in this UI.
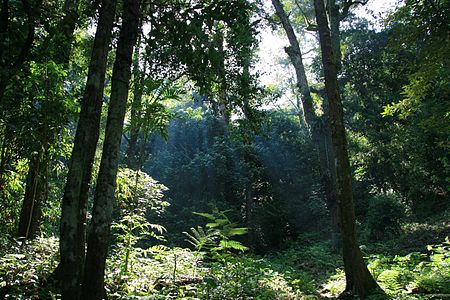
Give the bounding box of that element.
[0,236,59,298]
[198,256,316,300]
[366,193,407,240]
[414,238,450,293]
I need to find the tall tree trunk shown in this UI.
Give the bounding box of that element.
[55,0,79,67]
[125,29,144,171]
[313,0,383,297]
[271,0,340,249]
[327,0,341,72]
[215,29,230,127]
[0,125,10,198]
[242,135,255,250]
[17,151,47,239]
[18,0,79,239]
[81,0,140,297]
[59,0,117,298]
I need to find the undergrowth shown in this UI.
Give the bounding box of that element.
[1,234,449,299]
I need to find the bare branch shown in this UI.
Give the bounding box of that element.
[340,0,368,21]
[294,0,318,31]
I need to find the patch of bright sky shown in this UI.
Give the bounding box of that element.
[256,0,402,90]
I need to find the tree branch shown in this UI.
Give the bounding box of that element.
[294,0,317,31]
[340,0,368,21]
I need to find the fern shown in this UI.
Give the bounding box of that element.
[183,210,249,256]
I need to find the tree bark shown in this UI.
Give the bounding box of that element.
[81,0,140,297]
[327,0,341,72]
[0,125,11,199]
[17,151,47,239]
[271,0,340,249]
[18,0,79,241]
[313,0,383,297]
[125,29,144,171]
[59,0,117,298]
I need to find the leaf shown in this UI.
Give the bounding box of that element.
[193,212,216,220]
[206,222,220,228]
[219,240,248,252]
[227,227,248,236]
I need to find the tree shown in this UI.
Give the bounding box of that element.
[17,0,80,240]
[313,0,383,297]
[271,0,339,248]
[339,6,449,218]
[81,0,140,297]
[59,0,117,298]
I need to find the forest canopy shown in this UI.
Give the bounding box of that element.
[0,0,449,299]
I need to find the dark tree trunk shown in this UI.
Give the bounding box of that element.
[327,0,341,72]
[81,0,140,297]
[16,0,79,241]
[17,151,47,239]
[215,29,230,127]
[125,30,144,171]
[271,0,340,249]
[0,126,10,198]
[313,0,384,298]
[59,0,117,298]
[54,0,79,66]
[243,136,255,250]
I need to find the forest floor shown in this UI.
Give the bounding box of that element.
[1,211,449,299]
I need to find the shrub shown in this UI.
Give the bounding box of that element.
[366,193,407,240]
[0,236,59,298]
[414,238,450,293]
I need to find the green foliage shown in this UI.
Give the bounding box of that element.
[184,210,248,256]
[104,244,319,299]
[199,256,316,300]
[126,78,180,143]
[366,238,450,297]
[147,109,321,250]
[322,269,346,296]
[365,193,407,240]
[1,234,449,299]
[106,247,204,298]
[0,58,79,235]
[112,215,167,277]
[416,239,450,293]
[382,0,450,120]
[111,168,169,279]
[0,236,59,298]
[342,18,450,220]
[115,168,169,217]
[0,159,28,234]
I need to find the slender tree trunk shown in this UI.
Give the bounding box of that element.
[17,151,47,238]
[313,0,383,297]
[18,0,79,237]
[0,126,10,197]
[59,0,116,298]
[271,0,340,249]
[215,29,230,127]
[125,30,144,170]
[81,0,140,297]
[242,135,255,250]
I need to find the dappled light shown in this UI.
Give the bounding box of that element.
[0,0,449,299]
